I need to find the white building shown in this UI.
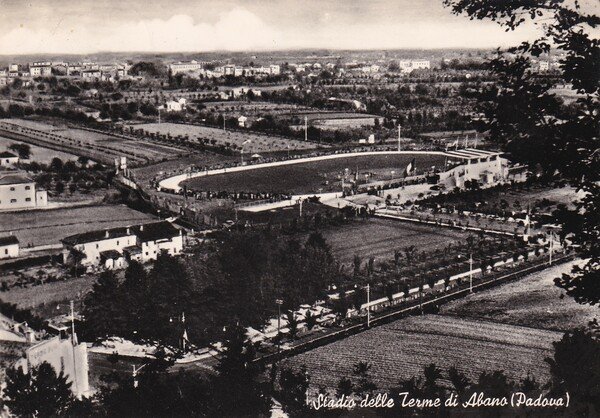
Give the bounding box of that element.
[0,173,48,210]
[231,87,262,98]
[165,98,187,112]
[29,64,52,77]
[169,60,208,75]
[399,60,431,73]
[0,314,90,399]
[0,235,19,259]
[0,151,19,166]
[443,149,508,188]
[61,221,185,269]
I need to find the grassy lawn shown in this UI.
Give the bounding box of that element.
[183,153,446,195]
[0,274,95,317]
[441,260,596,332]
[0,204,157,247]
[317,217,472,264]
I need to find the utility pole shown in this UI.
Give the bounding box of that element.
[549,232,554,265]
[275,299,283,355]
[69,301,79,395]
[366,284,371,327]
[132,364,147,388]
[304,116,308,141]
[469,254,473,293]
[397,125,401,151]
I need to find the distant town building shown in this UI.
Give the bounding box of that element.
[169,60,208,75]
[61,221,185,269]
[165,98,187,112]
[0,172,48,210]
[29,63,52,77]
[231,87,262,98]
[0,151,19,166]
[0,235,19,259]
[399,59,431,73]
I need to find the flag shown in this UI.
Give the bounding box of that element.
[404,158,416,176]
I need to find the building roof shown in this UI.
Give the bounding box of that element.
[132,221,181,243]
[61,221,181,246]
[0,173,33,186]
[100,250,122,260]
[61,227,133,246]
[0,151,17,158]
[0,235,19,246]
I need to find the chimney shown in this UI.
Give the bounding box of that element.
[105,230,109,238]
[139,224,144,231]
[126,226,131,235]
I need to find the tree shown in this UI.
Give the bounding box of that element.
[277,367,310,417]
[286,310,299,340]
[304,310,318,330]
[81,271,125,341]
[3,362,74,417]
[8,143,30,159]
[211,324,271,416]
[545,328,600,414]
[444,0,599,304]
[50,157,64,172]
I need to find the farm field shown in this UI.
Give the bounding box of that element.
[1,118,185,165]
[183,153,446,195]
[0,136,78,163]
[130,122,321,153]
[0,204,157,247]
[441,260,596,331]
[283,315,561,393]
[132,152,237,183]
[202,101,313,117]
[309,217,470,264]
[0,274,94,318]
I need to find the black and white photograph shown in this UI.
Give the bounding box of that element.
[0,0,598,416]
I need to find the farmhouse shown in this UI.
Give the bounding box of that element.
[0,235,19,259]
[0,172,48,210]
[165,98,187,112]
[61,220,185,269]
[0,151,19,166]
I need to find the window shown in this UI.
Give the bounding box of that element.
[25,198,31,202]
[96,244,99,249]
[25,186,31,190]
[4,249,7,255]
[145,252,148,256]
[116,240,119,245]
[9,187,15,191]
[10,199,16,203]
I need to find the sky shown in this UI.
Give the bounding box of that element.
[0,0,548,54]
